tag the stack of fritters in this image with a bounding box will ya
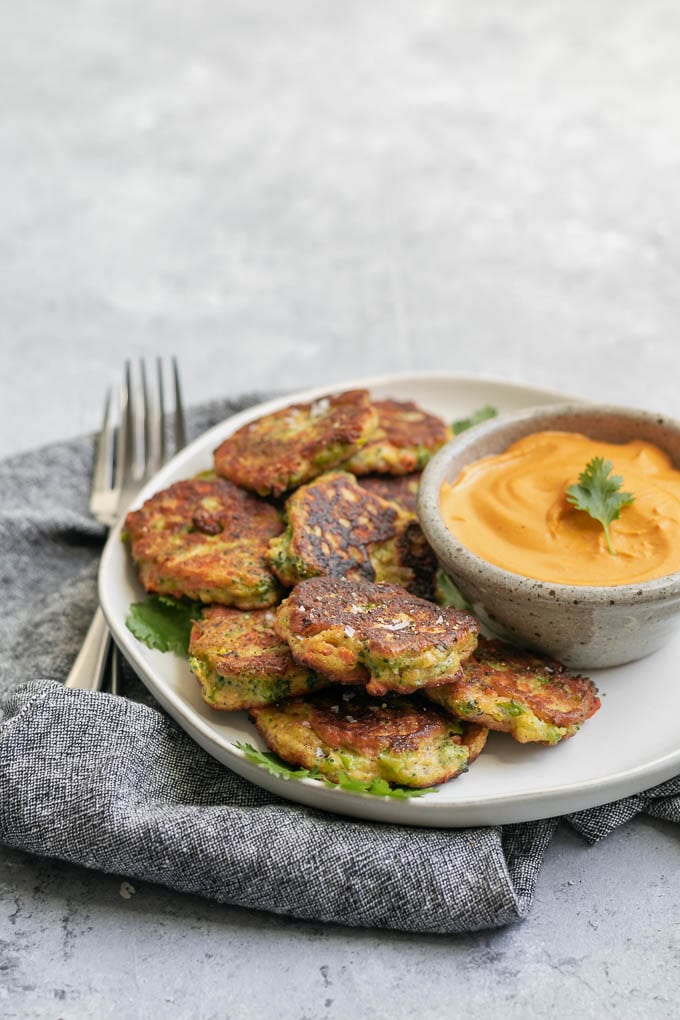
[125,389,601,791]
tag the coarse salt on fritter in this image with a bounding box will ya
[274,576,479,696]
[213,389,379,497]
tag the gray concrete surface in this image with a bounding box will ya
[2,1,680,1017]
[3,0,680,459]
[2,820,679,1019]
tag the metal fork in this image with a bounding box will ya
[66,357,187,692]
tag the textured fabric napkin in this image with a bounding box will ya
[1,395,679,935]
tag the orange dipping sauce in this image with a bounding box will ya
[440,431,680,586]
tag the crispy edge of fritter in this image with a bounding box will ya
[248,691,473,787]
[188,605,330,710]
[213,389,379,497]
[274,577,480,695]
[343,399,452,476]
[425,638,600,745]
[462,722,489,763]
[392,519,438,601]
[125,477,283,608]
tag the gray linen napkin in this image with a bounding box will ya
[1,396,678,935]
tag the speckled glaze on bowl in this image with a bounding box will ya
[418,403,680,669]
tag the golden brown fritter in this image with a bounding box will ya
[343,399,452,476]
[213,389,379,497]
[188,605,330,710]
[425,637,601,745]
[267,470,436,598]
[356,473,422,515]
[275,576,480,696]
[124,477,282,608]
[249,688,486,788]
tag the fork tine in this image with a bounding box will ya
[172,356,187,452]
[157,356,167,465]
[127,360,151,483]
[140,359,150,474]
[116,358,183,493]
[115,361,132,490]
[91,387,114,500]
[142,359,163,476]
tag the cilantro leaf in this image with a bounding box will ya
[234,742,319,780]
[125,595,203,656]
[565,457,635,556]
[333,772,437,799]
[235,742,437,799]
[451,405,497,435]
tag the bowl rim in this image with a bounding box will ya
[418,401,680,604]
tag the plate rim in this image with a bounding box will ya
[99,371,680,827]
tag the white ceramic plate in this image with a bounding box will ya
[99,373,680,827]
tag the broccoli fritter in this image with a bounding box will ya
[343,399,451,476]
[249,687,488,788]
[356,472,422,515]
[213,389,378,497]
[275,576,480,696]
[425,637,601,745]
[267,470,436,597]
[188,605,330,710]
[125,477,282,608]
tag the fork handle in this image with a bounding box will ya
[65,606,111,691]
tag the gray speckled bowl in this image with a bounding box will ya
[418,403,680,669]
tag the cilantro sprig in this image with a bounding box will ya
[565,457,635,556]
[125,595,202,656]
[234,742,437,799]
[452,405,497,435]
